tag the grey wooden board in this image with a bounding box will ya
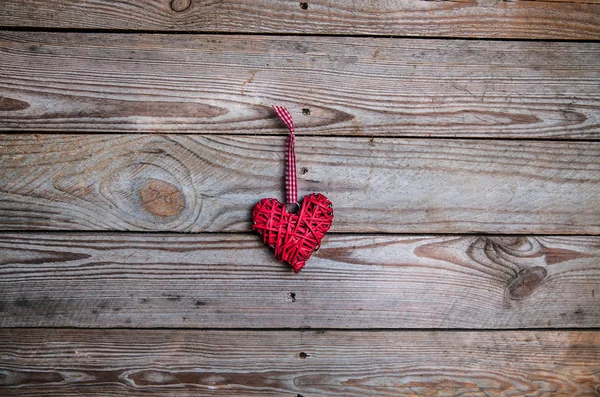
[1,0,599,39]
[1,233,598,328]
[1,32,599,138]
[1,329,599,396]
[1,134,599,234]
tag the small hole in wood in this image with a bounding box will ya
[288,292,296,302]
[298,352,308,359]
[299,2,308,9]
[302,108,311,115]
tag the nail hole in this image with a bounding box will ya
[302,108,311,115]
[289,292,296,302]
[298,352,308,359]
[299,2,308,9]
[300,167,309,174]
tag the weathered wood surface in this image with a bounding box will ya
[1,233,598,328]
[1,0,600,40]
[1,329,599,396]
[1,32,599,138]
[1,134,599,234]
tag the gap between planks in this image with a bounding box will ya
[2,132,600,143]
[3,230,600,237]
[1,27,600,43]
[3,326,600,332]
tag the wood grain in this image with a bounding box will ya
[1,134,599,233]
[1,329,599,396]
[1,32,599,138]
[1,0,599,39]
[1,233,598,328]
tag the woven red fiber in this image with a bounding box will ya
[252,193,333,272]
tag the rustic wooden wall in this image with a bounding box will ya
[1,1,599,396]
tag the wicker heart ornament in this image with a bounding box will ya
[252,193,333,272]
[252,106,333,272]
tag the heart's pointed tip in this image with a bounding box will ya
[292,262,306,273]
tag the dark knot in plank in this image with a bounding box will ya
[0,96,30,111]
[507,266,548,300]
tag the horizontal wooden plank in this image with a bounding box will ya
[1,134,599,234]
[1,32,599,138]
[1,233,598,328]
[1,329,599,396]
[1,0,600,39]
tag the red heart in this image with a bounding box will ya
[252,193,333,272]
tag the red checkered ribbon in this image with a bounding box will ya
[272,105,298,205]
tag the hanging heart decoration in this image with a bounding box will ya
[252,194,333,272]
[252,106,333,272]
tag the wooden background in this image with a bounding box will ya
[1,1,599,396]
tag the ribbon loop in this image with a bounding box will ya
[272,105,298,205]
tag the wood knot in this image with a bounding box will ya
[170,0,191,12]
[507,266,548,300]
[0,96,30,111]
[129,370,178,386]
[487,236,535,255]
[140,180,185,217]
